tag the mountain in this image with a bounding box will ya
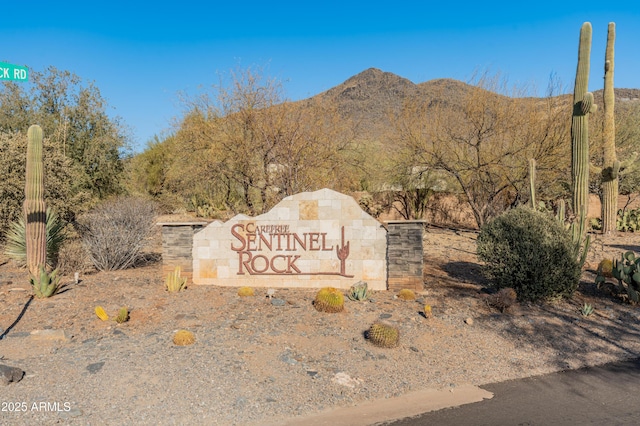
[308,68,479,139]
[303,67,640,141]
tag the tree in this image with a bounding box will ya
[138,66,362,216]
[0,66,128,206]
[392,73,570,228]
[0,130,85,241]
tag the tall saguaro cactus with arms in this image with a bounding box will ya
[601,22,618,234]
[571,22,596,228]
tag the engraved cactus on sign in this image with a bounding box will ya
[336,226,350,277]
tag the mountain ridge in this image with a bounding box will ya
[301,67,639,141]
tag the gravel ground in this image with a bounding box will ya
[1,228,640,425]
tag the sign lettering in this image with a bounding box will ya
[231,222,353,277]
[0,62,28,81]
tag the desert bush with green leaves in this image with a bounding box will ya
[477,206,581,302]
[4,207,65,268]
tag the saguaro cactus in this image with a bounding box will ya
[601,22,618,234]
[571,22,596,226]
[529,158,537,210]
[24,124,47,276]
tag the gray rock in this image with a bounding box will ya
[112,329,127,337]
[279,353,298,365]
[58,407,82,419]
[30,329,68,341]
[379,313,392,319]
[86,362,105,374]
[234,396,248,409]
[271,298,286,306]
[0,364,25,385]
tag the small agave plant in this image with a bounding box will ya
[580,303,594,317]
[347,281,369,301]
[30,266,61,298]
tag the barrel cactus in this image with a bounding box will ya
[397,289,416,301]
[237,286,255,297]
[597,258,614,278]
[313,287,344,313]
[367,321,400,348]
[173,330,196,346]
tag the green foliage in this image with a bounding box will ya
[347,281,369,301]
[597,251,640,303]
[30,266,61,298]
[593,208,640,232]
[4,208,65,268]
[477,206,582,302]
[0,67,127,239]
[616,208,640,232]
[367,321,400,348]
[129,67,363,216]
[313,287,345,313]
[0,131,86,239]
[580,303,594,317]
[115,306,129,323]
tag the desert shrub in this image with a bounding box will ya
[78,196,157,271]
[0,130,92,241]
[56,238,91,275]
[3,207,65,268]
[486,287,518,312]
[476,206,581,302]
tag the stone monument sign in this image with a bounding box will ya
[192,188,387,290]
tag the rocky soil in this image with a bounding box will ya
[1,227,640,425]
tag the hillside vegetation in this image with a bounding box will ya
[1,66,639,241]
[128,67,640,227]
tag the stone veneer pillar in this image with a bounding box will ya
[157,222,208,284]
[386,221,426,291]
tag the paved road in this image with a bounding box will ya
[381,358,640,426]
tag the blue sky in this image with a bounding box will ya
[1,2,639,152]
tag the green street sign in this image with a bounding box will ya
[0,62,28,81]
